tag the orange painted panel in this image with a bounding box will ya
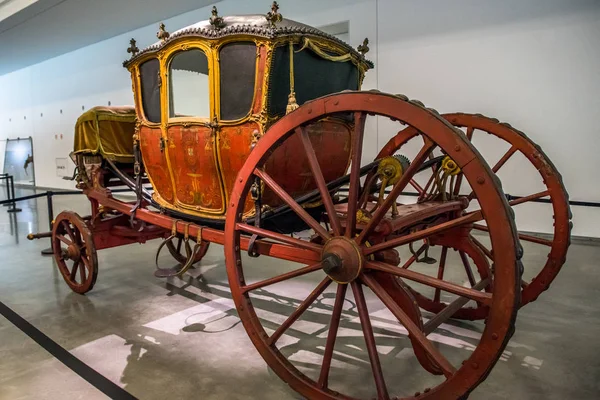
[139,126,174,203]
[218,122,258,214]
[263,119,352,207]
[166,125,224,213]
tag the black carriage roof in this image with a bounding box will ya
[124,14,374,69]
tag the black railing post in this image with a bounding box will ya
[41,191,55,256]
[2,174,10,207]
[7,175,22,213]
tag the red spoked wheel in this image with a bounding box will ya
[52,211,98,294]
[225,91,522,399]
[379,113,571,310]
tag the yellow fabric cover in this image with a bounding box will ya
[73,106,137,163]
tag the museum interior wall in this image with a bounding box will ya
[0,0,598,236]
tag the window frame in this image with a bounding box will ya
[165,43,215,125]
[216,40,259,124]
[137,58,163,125]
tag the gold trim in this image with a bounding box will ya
[297,37,354,63]
[127,32,367,220]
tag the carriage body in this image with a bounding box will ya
[123,15,372,223]
[34,5,573,400]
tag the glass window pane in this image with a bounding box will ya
[169,50,210,118]
[220,42,257,121]
[139,59,161,123]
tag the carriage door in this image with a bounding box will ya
[216,42,260,213]
[166,48,225,214]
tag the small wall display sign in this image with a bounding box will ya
[55,158,68,177]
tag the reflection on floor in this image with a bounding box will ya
[0,188,598,399]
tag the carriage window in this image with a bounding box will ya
[268,44,359,118]
[169,49,210,118]
[220,42,257,121]
[139,59,162,123]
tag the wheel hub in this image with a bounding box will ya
[321,236,364,283]
[64,244,81,261]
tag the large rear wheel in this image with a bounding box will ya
[379,113,570,312]
[224,91,522,399]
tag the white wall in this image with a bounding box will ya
[376,0,600,236]
[0,0,598,237]
[0,0,376,189]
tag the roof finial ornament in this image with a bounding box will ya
[357,38,370,56]
[210,6,225,29]
[157,23,170,42]
[127,38,139,57]
[266,1,282,28]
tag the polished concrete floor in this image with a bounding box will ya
[0,188,599,399]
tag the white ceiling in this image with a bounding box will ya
[0,0,218,75]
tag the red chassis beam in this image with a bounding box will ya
[85,188,321,265]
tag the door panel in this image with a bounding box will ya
[139,125,174,203]
[218,122,259,215]
[166,124,224,213]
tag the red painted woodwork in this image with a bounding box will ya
[262,119,351,207]
[140,125,174,203]
[218,122,259,215]
[166,124,224,213]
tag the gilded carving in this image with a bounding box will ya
[157,23,170,42]
[127,39,139,57]
[220,129,232,150]
[125,12,369,220]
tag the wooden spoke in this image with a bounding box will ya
[474,223,552,247]
[451,128,473,196]
[366,261,492,305]
[297,127,342,236]
[267,278,332,346]
[56,234,73,246]
[409,179,424,195]
[236,223,322,253]
[423,279,490,335]
[518,232,553,247]
[460,251,477,287]
[79,259,86,283]
[453,172,465,197]
[401,243,427,269]
[521,280,530,289]
[351,281,389,400]
[345,112,367,238]
[465,126,475,141]
[362,273,456,378]
[69,260,80,281]
[254,169,330,240]
[434,247,449,303]
[81,255,91,270]
[364,212,481,256]
[318,283,348,389]
[418,171,437,202]
[61,220,75,241]
[470,234,493,260]
[241,263,323,293]
[358,140,435,244]
[509,190,550,207]
[492,145,518,173]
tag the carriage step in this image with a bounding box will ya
[154,265,184,278]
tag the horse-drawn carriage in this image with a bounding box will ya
[31,3,571,399]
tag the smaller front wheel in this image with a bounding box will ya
[52,211,98,294]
